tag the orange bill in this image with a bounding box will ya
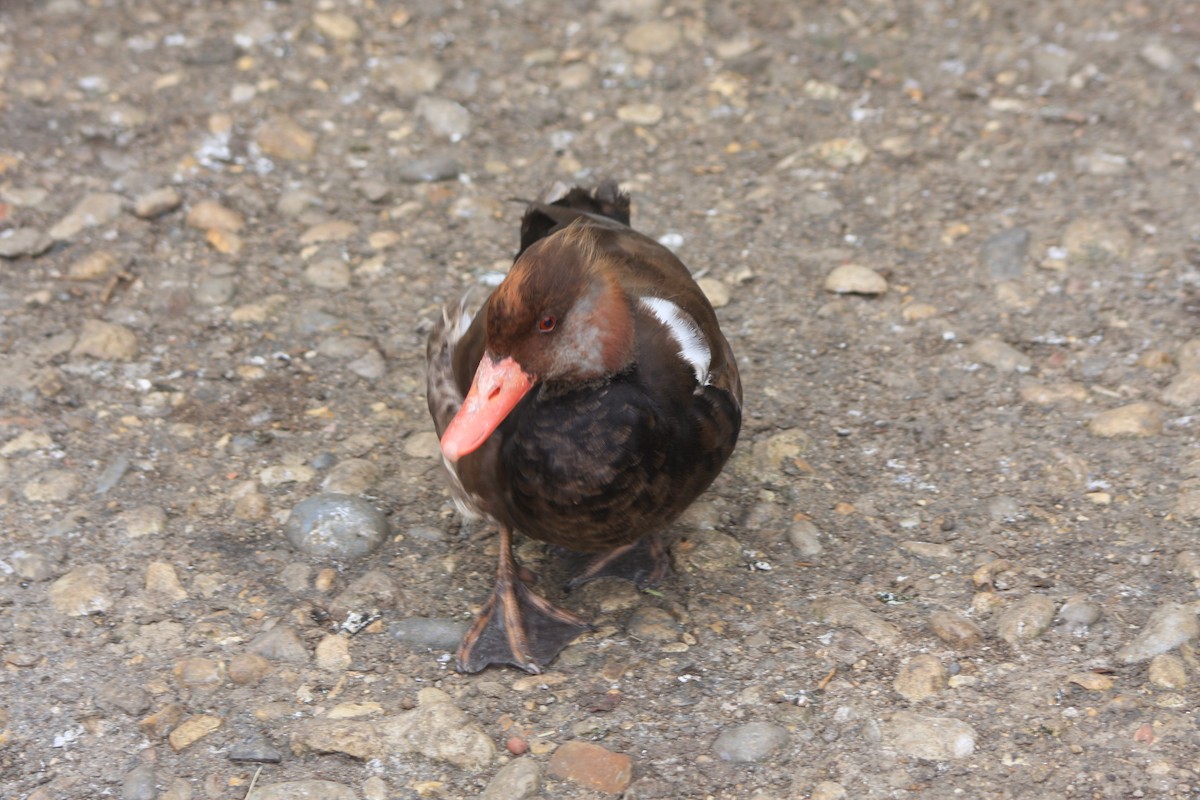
[441,354,535,462]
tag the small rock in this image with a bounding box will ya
[23,470,81,502]
[416,96,472,141]
[284,494,390,560]
[812,596,902,648]
[981,228,1029,280]
[787,520,823,557]
[49,192,123,240]
[72,319,139,361]
[967,338,1032,372]
[1116,602,1199,663]
[1088,403,1163,438]
[299,220,357,245]
[1057,595,1102,634]
[173,657,225,689]
[161,778,192,800]
[321,458,379,494]
[697,277,730,308]
[121,764,157,800]
[1066,672,1114,692]
[168,714,222,752]
[1163,373,1200,408]
[49,565,112,616]
[1140,41,1180,71]
[902,302,939,321]
[811,137,871,169]
[901,540,955,560]
[378,57,444,95]
[404,430,443,458]
[315,635,352,671]
[396,155,461,183]
[313,11,360,41]
[480,758,541,800]
[122,505,167,538]
[894,654,947,702]
[228,653,272,685]
[0,227,53,258]
[134,187,182,219]
[626,606,681,643]
[1019,381,1088,405]
[1062,218,1132,261]
[811,781,849,800]
[1073,151,1131,176]
[548,740,633,793]
[2,430,54,455]
[880,711,976,760]
[256,115,317,160]
[675,530,741,572]
[95,680,151,716]
[260,464,316,486]
[291,689,495,770]
[624,21,680,55]
[68,249,121,280]
[246,780,356,800]
[1176,340,1200,373]
[9,548,58,581]
[186,200,244,232]
[996,594,1056,645]
[1033,43,1077,82]
[227,732,284,763]
[824,264,887,295]
[330,569,402,618]
[929,611,984,648]
[250,626,309,663]
[347,349,386,380]
[1147,654,1188,689]
[304,259,351,290]
[145,561,188,602]
[616,103,664,125]
[712,721,789,763]
[389,617,469,651]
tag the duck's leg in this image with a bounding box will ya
[457,524,592,674]
[566,533,670,591]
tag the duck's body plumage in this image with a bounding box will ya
[426,180,741,673]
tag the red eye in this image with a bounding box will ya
[537,315,557,333]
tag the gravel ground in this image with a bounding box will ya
[2,1,1200,799]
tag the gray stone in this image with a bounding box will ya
[247,780,356,800]
[1116,602,1199,663]
[396,156,461,183]
[996,594,1056,645]
[981,228,1029,280]
[49,192,124,240]
[712,721,790,762]
[284,494,390,559]
[389,617,468,651]
[416,96,472,141]
[49,565,112,616]
[480,758,542,800]
[121,764,157,800]
[0,227,53,258]
[250,626,309,663]
[880,711,976,759]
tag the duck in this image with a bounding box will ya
[426,180,742,674]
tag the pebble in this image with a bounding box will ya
[186,199,244,232]
[1057,595,1101,634]
[348,349,386,380]
[11,548,59,581]
[981,228,1029,280]
[697,277,731,308]
[712,722,789,763]
[893,654,947,702]
[134,187,181,219]
[1147,654,1188,689]
[417,96,472,141]
[1062,218,1132,261]
[811,137,871,169]
[1019,381,1088,405]
[315,635,352,671]
[626,606,681,643]
[0,227,53,258]
[480,758,541,800]
[168,714,222,752]
[95,680,151,716]
[304,259,352,290]
[48,192,123,240]
[228,653,272,685]
[616,103,664,125]
[623,21,680,55]
[122,505,167,538]
[227,732,283,763]
[902,301,939,321]
[321,458,379,494]
[1176,340,1200,373]
[880,711,976,760]
[291,688,495,769]
[362,777,387,800]
[161,778,192,800]
[330,569,402,617]
[173,657,225,689]
[1162,372,1200,408]
[404,430,443,458]
[1177,550,1200,579]
[377,57,444,95]
[72,319,139,361]
[145,561,188,602]
[284,494,389,560]
[811,781,849,800]
[548,740,634,793]
[1074,151,1131,176]
[2,430,54,455]
[68,249,120,280]
[193,265,237,305]
[996,594,1056,645]
[260,464,316,486]
[787,519,823,557]
[313,11,360,41]
[675,530,741,572]
[246,780,356,800]
[1088,402,1163,438]
[929,610,985,648]
[121,764,156,800]
[49,565,112,616]
[966,338,1032,372]
[23,469,81,502]
[1033,43,1076,82]
[389,617,469,651]
[1140,41,1180,71]
[299,220,357,245]
[397,155,462,183]
[256,115,317,160]
[1066,672,1114,692]
[250,626,309,663]
[811,596,902,648]
[1116,602,1199,663]
[823,264,887,295]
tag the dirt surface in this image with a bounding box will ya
[2,1,1200,798]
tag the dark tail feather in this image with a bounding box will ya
[517,179,631,257]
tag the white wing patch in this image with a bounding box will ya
[639,296,711,385]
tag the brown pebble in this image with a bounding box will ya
[228,653,272,685]
[173,657,225,689]
[140,703,186,738]
[168,714,222,752]
[506,736,529,755]
[928,610,984,648]
[548,740,633,794]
